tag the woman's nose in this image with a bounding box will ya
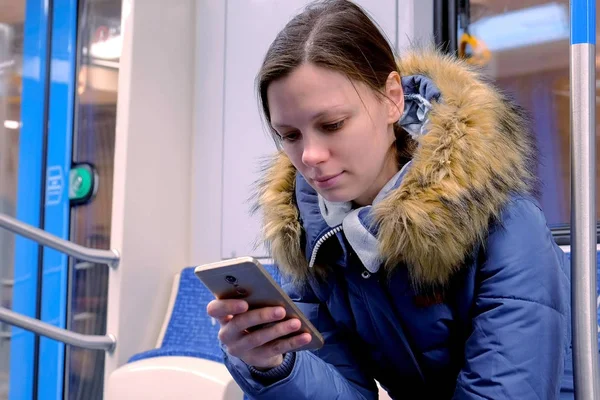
[301,136,329,167]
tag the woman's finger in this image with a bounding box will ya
[206,299,248,320]
[247,332,312,363]
[227,318,302,355]
[219,306,286,344]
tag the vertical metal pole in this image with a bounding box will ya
[571,1,599,399]
[447,0,457,55]
[433,0,446,50]
[433,0,457,55]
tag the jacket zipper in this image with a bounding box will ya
[308,225,343,268]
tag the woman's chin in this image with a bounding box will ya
[315,188,355,204]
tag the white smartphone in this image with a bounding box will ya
[194,256,324,351]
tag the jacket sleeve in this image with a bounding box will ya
[223,275,378,400]
[453,198,570,399]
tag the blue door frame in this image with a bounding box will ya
[39,0,78,398]
[10,0,78,399]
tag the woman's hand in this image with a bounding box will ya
[207,299,312,369]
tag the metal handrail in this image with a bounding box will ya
[0,213,119,267]
[570,1,599,399]
[0,213,119,351]
[0,307,115,351]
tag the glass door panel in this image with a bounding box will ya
[0,4,25,397]
[65,0,121,398]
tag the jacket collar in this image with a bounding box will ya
[254,49,536,287]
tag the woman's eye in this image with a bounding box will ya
[323,120,345,132]
[280,131,300,142]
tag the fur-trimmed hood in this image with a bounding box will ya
[255,49,536,287]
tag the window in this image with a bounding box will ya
[458,0,598,238]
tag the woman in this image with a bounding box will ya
[207,0,570,398]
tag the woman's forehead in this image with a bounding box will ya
[269,64,354,100]
[267,64,372,124]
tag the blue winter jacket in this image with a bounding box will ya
[224,50,570,399]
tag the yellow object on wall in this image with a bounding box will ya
[459,33,491,66]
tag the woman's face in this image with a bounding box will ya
[267,63,404,206]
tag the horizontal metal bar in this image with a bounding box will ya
[0,279,14,287]
[0,307,115,351]
[552,224,600,246]
[0,213,119,267]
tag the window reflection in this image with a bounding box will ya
[465,0,596,228]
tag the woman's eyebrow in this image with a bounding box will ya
[272,105,349,129]
[310,105,347,121]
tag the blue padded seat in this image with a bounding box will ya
[129,264,282,364]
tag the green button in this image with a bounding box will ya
[69,167,93,200]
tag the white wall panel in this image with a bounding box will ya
[190,1,227,264]
[106,0,195,381]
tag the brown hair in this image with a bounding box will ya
[256,0,414,163]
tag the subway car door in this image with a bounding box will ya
[0,0,120,399]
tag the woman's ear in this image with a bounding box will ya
[385,71,404,124]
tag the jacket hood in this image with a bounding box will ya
[255,49,537,286]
